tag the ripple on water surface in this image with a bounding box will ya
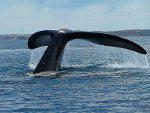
[0,38,150,112]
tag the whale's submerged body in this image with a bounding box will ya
[28,29,147,74]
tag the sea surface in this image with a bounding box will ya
[0,36,150,113]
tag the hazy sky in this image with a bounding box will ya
[0,0,149,34]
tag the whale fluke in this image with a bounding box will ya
[28,30,57,49]
[28,29,147,73]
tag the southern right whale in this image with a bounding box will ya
[28,29,147,74]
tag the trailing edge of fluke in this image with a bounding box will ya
[28,29,147,74]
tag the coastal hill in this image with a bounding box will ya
[0,34,30,39]
[0,29,150,39]
[105,29,150,36]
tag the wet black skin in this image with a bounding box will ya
[28,29,147,74]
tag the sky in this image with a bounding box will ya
[0,0,149,34]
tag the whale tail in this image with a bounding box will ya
[28,29,147,73]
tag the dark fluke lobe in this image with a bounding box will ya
[28,29,147,73]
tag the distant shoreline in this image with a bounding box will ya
[0,29,150,39]
[105,29,150,37]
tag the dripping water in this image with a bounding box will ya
[28,46,47,69]
[28,40,149,70]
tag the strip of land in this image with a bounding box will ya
[0,29,150,39]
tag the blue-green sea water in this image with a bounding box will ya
[0,36,150,112]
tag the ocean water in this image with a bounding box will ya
[0,36,150,112]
